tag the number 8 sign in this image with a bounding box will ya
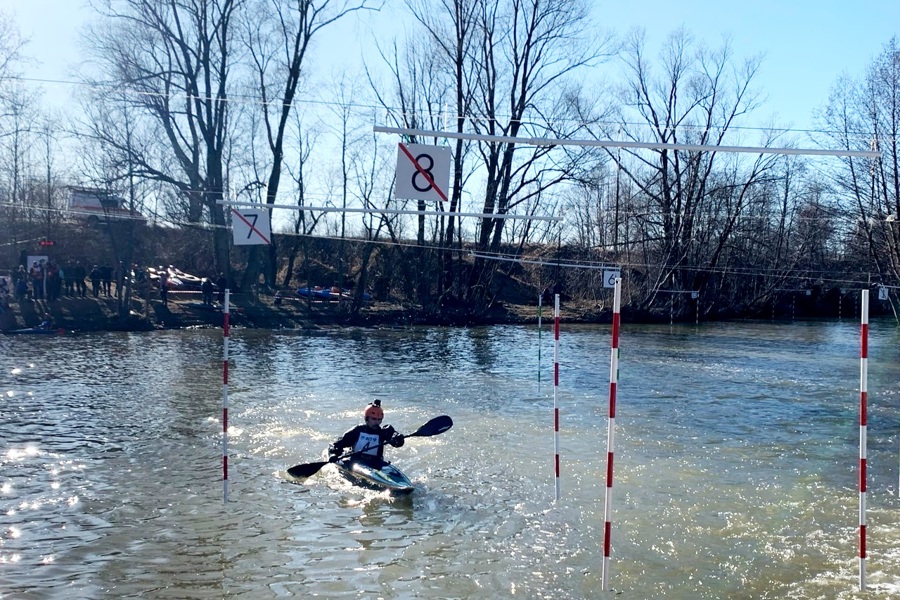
[394,143,451,202]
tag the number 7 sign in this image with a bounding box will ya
[231,209,272,245]
[394,143,451,202]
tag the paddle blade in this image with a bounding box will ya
[287,460,329,478]
[409,415,453,438]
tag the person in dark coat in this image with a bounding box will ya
[71,262,87,297]
[216,273,228,304]
[158,268,169,306]
[201,278,214,306]
[89,265,102,298]
[101,264,113,296]
[328,400,405,466]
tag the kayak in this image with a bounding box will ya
[4,327,67,335]
[333,457,414,495]
[296,287,371,302]
[296,287,344,301]
[287,416,451,491]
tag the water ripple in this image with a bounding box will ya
[1,323,899,598]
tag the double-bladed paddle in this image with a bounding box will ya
[287,414,453,479]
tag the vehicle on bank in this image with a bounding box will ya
[67,187,145,225]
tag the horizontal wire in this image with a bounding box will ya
[9,75,898,143]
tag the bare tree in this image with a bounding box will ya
[0,85,41,225]
[373,0,612,309]
[596,29,780,314]
[818,37,900,289]
[462,0,612,305]
[84,0,240,276]
[281,114,318,290]
[0,10,26,99]
[240,0,377,292]
[75,91,151,317]
[403,0,479,298]
[0,11,34,225]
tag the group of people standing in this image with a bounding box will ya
[7,260,231,309]
[9,260,131,303]
[14,261,65,302]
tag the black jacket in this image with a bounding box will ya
[329,424,404,462]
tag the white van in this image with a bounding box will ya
[67,187,145,225]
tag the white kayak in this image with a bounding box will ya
[333,457,414,494]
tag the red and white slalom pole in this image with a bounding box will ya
[223,289,231,503]
[553,294,561,501]
[538,293,543,394]
[602,278,622,591]
[859,289,869,590]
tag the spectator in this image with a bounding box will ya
[101,264,113,297]
[159,267,169,306]
[90,265,102,298]
[0,275,10,311]
[63,261,75,296]
[14,266,28,301]
[15,274,28,303]
[73,261,87,297]
[114,262,125,300]
[46,262,61,302]
[134,264,147,289]
[201,278,214,306]
[30,261,44,301]
[216,273,227,304]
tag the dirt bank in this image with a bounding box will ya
[0,288,609,334]
[0,287,622,334]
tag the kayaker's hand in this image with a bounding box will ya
[390,434,405,448]
[328,444,341,461]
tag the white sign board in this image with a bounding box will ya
[394,143,451,202]
[879,286,889,301]
[603,270,621,288]
[231,209,271,246]
[27,255,49,269]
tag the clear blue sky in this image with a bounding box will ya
[596,0,900,132]
[7,0,900,132]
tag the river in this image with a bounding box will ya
[2,319,899,599]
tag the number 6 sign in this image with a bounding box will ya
[603,270,621,288]
[394,143,451,202]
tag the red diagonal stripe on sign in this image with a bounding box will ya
[399,143,449,202]
[231,209,271,245]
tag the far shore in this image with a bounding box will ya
[1,290,631,334]
[6,287,888,335]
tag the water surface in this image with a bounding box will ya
[2,319,899,598]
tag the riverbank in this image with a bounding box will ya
[0,291,618,333]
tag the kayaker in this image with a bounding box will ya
[328,400,405,465]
